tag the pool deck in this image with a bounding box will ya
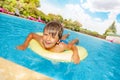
[0,58,53,80]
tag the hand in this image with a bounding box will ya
[71,54,80,64]
[16,45,26,50]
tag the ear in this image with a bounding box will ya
[56,40,60,44]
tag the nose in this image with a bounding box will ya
[46,35,52,41]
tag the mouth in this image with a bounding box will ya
[43,41,53,48]
[45,41,52,45]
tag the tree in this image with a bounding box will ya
[104,21,117,36]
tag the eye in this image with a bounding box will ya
[43,33,48,36]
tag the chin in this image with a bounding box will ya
[44,45,53,49]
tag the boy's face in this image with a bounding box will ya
[42,30,59,49]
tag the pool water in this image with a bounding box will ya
[0,13,120,80]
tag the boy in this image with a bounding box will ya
[17,21,80,64]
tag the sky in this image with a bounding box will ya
[38,0,120,35]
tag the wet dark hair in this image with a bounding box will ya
[43,21,63,39]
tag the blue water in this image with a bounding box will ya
[0,13,120,80]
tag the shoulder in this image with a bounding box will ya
[50,42,70,52]
[58,42,67,46]
[56,42,68,50]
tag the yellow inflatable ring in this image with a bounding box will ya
[29,33,88,62]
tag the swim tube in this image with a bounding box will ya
[29,33,88,62]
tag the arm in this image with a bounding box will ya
[71,45,80,64]
[17,33,42,50]
[66,44,80,64]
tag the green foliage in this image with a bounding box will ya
[2,0,16,12]
[23,0,40,7]
[0,0,105,39]
[48,14,63,23]
[63,19,82,31]
[104,21,117,36]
